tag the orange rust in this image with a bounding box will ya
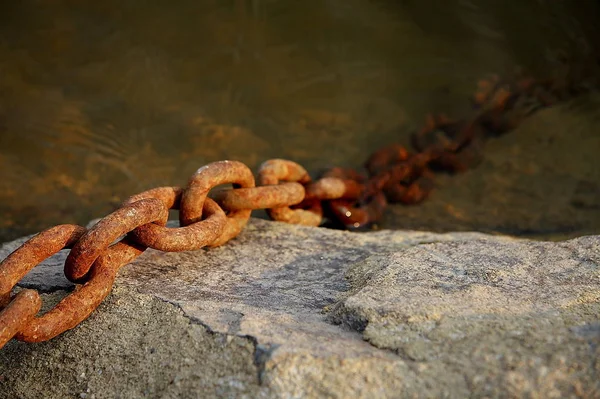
[365,144,410,176]
[477,79,492,90]
[0,290,41,349]
[327,191,387,230]
[0,224,86,303]
[17,238,146,343]
[211,182,305,211]
[258,159,322,226]
[474,82,493,105]
[333,69,580,228]
[125,186,183,209]
[258,159,312,185]
[123,187,228,252]
[318,168,386,229]
[318,67,578,227]
[304,177,363,201]
[473,75,501,106]
[180,160,255,247]
[64,198,169,282]
[489,87,512,110]
[393,181,432,204]
[132,199,226,252]
[323,167,365,182]
[473,92,487,106]
[0,223,128,347]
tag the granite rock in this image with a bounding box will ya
[0,218,598,398]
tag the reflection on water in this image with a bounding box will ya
[0,0,599,241]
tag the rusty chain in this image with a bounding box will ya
[0,69,592,349]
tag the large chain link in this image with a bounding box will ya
[0,69,590,348]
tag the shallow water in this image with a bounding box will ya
[0,0,599,242]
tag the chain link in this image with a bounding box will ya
[258,159,323,226]
[0,69,593,349]
[125,188,227,252]
[182,160,256,247]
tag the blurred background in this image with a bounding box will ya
[0,0,599,242]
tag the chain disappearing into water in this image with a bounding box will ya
[0,70,592,348]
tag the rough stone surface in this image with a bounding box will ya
[0,218,599,398]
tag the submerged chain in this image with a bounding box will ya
[0,69,592,348]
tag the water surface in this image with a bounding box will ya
[1,0,599,241]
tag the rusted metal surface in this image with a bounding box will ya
[180,160,255,247]
[315,72,582,229]
[17,239,146,343]
[0,224,86,304]
[211,182,305,211]
[124,186,184,210]
[258,159,322,226]
[0,290,41,348]
[0,70,592,348]
[258,159,312,185]
[304,177,363,201]
[124,188,227,252]
[0,224,86,348]
[318,168,387,230]
[64,199,169,282]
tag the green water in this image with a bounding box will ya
[0,0,599,242]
